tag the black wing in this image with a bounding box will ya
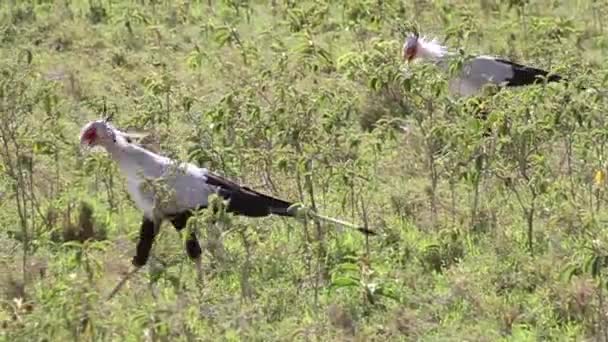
[204,172,294,217]
[494,58,564,87]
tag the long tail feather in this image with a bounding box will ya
[287,204,376,235]
[309,211,376,235]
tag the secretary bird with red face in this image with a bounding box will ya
[402,33,564,97]
[79,117,373,299]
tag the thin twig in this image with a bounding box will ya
[106,267,141,301]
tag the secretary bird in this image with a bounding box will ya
[79,117,373,299]
[402,32,564,97]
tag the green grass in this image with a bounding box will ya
[1,0,608,340]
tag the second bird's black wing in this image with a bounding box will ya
[493,58,564,86]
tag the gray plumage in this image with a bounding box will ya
[80,120,215,219]
[79,119,295,222]
[402,33,563,97]
[80,119,372,300]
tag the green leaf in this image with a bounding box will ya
[334,262,359,273]
[330,276,360,289]
[376,286,400,302]
[62,241,84,249]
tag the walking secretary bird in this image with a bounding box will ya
[79,115,373,299]
[402,32,564,97]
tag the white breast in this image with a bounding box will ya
[118,154,214,218]
[126,177,156,219]
[120,157,160,219]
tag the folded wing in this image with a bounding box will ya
[204,172,295,217]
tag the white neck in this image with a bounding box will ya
[103,134,139,160]
[417,37,449,60]
[101,132,170,176]
[100,131,174,219]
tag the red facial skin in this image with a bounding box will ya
[403,46,417,63]
[82,128,97,146]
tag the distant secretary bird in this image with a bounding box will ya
[79,116,373,299]
[402,32,565,97]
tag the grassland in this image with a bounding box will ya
[1,0,608,341]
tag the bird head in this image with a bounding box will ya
[402,33,419,63]
[80,114,149,150]
[79,119,117,148]
[402,33,448,63]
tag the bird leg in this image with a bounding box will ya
[186,232,204,285]
[132,217,158,267]
[106,217,158,301]
[170,211,204,285]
